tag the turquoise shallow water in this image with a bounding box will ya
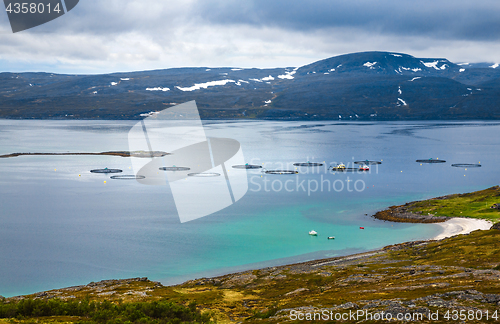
[0,120,499,297]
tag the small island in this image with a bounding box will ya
[0,151,169,159]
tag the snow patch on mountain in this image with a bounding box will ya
[459,69,465,72]
[409,77,421,82]
[111,82,118,86]
[278,70,296,79]
[421,61,440,70]
[250,75,275,82]
[140,111,161,117]
[491,63,499,69]
[398,98,407,106]
[120,78,130,81]
[400,67,422,72]
[363,62,377,68]
[398,87,402,95]
[146,87,170,92]
[237,80,249,84]
[176,80,235,91]
[391,54,402,57]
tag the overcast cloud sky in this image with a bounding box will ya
[1,0,499,74]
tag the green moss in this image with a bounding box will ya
[410,186,500,222]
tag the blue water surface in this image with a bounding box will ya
[0,120,499,297]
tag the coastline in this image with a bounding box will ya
[3,188,498,300]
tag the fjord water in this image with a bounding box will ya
[1,120,499,297]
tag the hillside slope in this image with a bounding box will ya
[1,51,500,120]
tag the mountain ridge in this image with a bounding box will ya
[1,51,499,120]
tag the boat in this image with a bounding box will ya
[330,163,346,171]
[360,227,365,230]
[309,230,318,236]
[359,165,370,171]
[328,236,335,240]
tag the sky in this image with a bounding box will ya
[1,0,500,74]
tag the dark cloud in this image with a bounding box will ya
[1,0,499,73]
[195,0,500,41]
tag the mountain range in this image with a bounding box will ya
[1,51,499,120]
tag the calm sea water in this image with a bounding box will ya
[1,120,499,297]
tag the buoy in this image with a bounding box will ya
[79,174,81,177]
[328,236,335,240]
[54,169,56,171]
[360,227,365,230]
[104,181,107,184]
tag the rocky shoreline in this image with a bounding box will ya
[373,204,450,223]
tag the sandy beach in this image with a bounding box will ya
[433,217,493,240]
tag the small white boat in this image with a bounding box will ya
[328,236,335,240]
[309,230,318,236]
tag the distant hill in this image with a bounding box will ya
[1,51,499,120]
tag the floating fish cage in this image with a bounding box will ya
[293,162,324,167]
[159,166,191,171]
[416,159,446,163]
[232,164,263,169]
[264,170,298,175]
[90,168,123,174]
[187,172,221,177]
[451,163,482,168]
[354,160,382,165]
[330,167,362,172]
[110,175,146,180]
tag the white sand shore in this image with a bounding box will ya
[433,217,493,240]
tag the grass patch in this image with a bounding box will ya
[410,186,500,222]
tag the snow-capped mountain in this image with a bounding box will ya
[1,51,499,120]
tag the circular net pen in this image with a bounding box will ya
[416,159,446,163]
[232,164,262,169]
[451,163,482,168]
[110,175,146,180]
[188,172,220,177]
[354,160,382,165]
[330,167,361,172]
[293,162,324,167]
[264,170,298,175]
[159,166,191,171]
[90,168,123,174]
